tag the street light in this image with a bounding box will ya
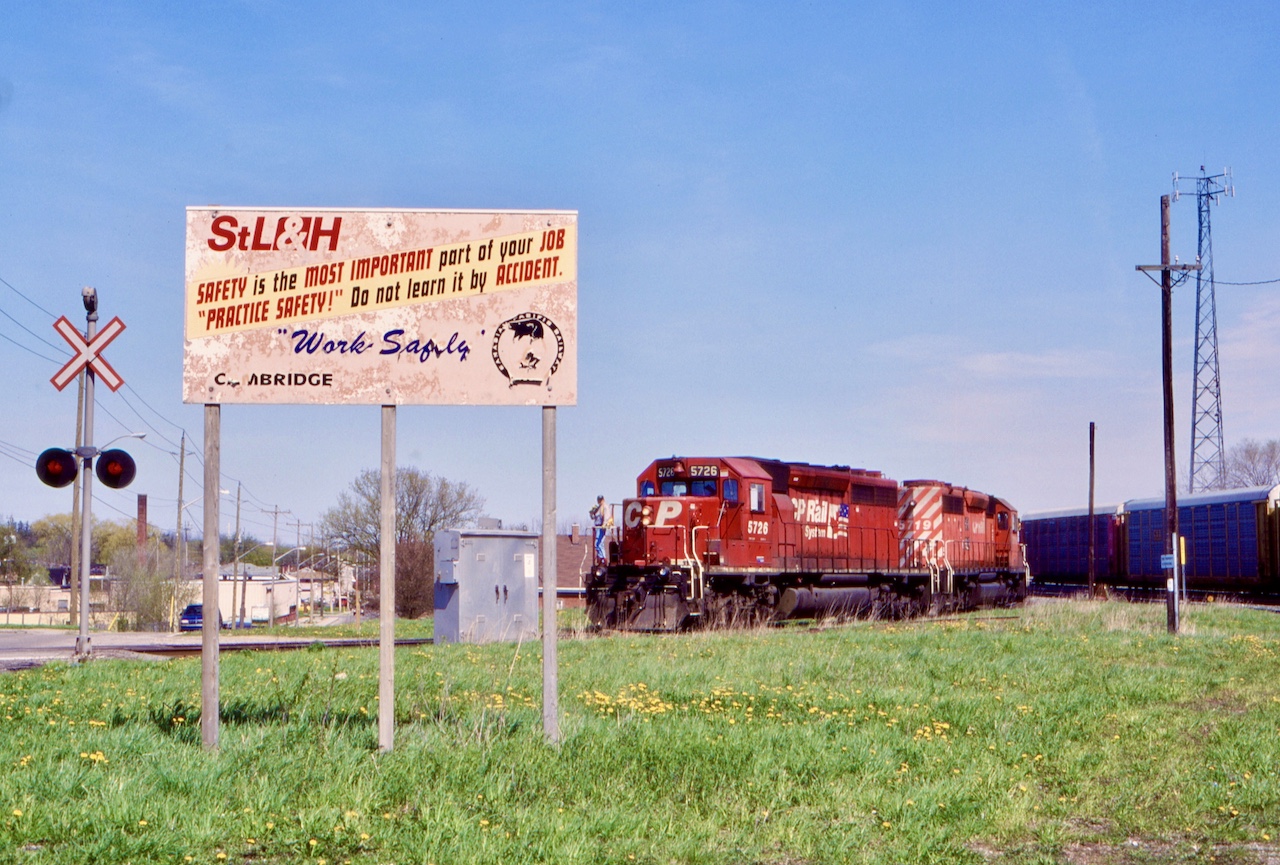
[273,545,307,568]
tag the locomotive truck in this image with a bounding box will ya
[585,456,1027,631]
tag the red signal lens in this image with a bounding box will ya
[36,448,79,488]
[95,449,136,489]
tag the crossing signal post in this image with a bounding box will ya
[37,288,134,658]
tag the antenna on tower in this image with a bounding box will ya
[1175,166,1233,492]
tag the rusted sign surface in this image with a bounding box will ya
[183,207,577,405]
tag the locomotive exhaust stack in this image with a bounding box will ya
[586,456,1027,631]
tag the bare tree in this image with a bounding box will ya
[320,468,486,554]
[110,544,195,631]
[319,468,485,617]
[1225,438,1280,488]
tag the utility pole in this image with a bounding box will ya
[1088,422,1096,598]
[1175,167,1234,492]
[171,431,186,632]
[289,517,308,625]
[230,483,242,628]
[262,503,288,626]
[1137,195,1201,634]
[308,523,316,623]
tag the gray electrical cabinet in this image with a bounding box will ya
[433,529,540,644]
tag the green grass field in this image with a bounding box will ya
[2,600,1278,864]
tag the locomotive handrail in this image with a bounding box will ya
[690,525,709,601]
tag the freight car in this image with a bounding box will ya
[585,456,1027,631]
[1022,484,1280,596]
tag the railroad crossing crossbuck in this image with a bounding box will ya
[50,314,126,391]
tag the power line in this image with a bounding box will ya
[0,437,38,458]
[1215,277,1280,286]
[115,387,186,452]
[0,306,70,355]
[0,329,65,364]
[0,272,58,318]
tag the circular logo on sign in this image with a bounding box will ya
[491,312,564,388]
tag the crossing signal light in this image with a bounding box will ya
[95,449,136,489]
[36,448,78,488]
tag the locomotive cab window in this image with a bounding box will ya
[640,480,655,497]
[723,479,739,503]
[749,483,766,513]
[660,480,717,497]
[997,512,1009,531]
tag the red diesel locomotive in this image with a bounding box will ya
[586,456,1027,630]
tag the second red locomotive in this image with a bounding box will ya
[586,456,1027,630]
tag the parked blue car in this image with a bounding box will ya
[178,603,225,631]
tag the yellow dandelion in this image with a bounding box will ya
[216,855,227,861]
[138,819,148,826]
[882,821,891,828]
[266,821,275,830]
[360,833,370,841]
[12,809,22,817]
[479,819,490,826]
[246,838,256,844]
[309,838,318,846]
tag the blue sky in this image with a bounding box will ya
[2,2,1278,544]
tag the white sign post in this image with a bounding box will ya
[185,208,577,750]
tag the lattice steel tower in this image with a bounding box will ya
[1174,167,1233,492]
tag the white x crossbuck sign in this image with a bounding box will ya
[51,315,127,392]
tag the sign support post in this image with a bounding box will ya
[201,405,221,750]
[542,405,560,743]
[379,405,396,753]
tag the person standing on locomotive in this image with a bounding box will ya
[590,495,611,563]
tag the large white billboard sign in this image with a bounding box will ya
[183,208,577,406]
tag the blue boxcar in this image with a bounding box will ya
[1124,486,1277,591]
[1022,506,1121,585]
[1023,485,1280,594]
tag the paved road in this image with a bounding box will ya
[0,620,426,672]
